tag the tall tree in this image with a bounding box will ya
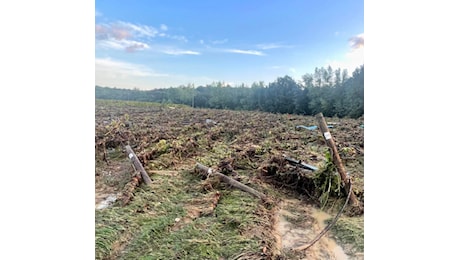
[334,68,342,87]
[314,67,323,87]
[325,65,334,87]
[342,69,349,84]
[346,66,364,118]
[267,76,300,114]
[249,81,265,110]
[302,73,314,88]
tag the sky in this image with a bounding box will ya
[95,0,363,90]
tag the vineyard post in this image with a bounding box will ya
[315,113,361,208]
[125,145,153,185]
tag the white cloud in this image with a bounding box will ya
[96,57,218,89]
[349,33,364,50]
[211,39,228,44]
[95,10,102,17]
[226,49,265,56]
[327,47,363,73]
[117,21,158,38]
[95,22,156,52]
[326,33,364,73]
[125,42,150,52]
[98,39,150,52]
[163,34,188,42]
[96,58,167,77]
[162,49,200,55]
[95,20,190,54]
[98,40,124,50]
[256,43,289,50]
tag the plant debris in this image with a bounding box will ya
[95,100,364,259]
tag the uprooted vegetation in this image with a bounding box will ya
[95,99,364,259]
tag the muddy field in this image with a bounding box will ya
[95,99,364,260]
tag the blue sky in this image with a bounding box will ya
[95,0,363,90]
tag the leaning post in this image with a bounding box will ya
[125,145,153,185]
[315,113,361,208]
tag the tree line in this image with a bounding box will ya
[96,65,363,118]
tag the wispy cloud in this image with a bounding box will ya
[326,33,364,72]
[349,33,364,50]
[99,39,150,52]
[96,57,219,89]
[95,21,188,53]
[165,34,188,42]
[96,58,168,77]
[226,49,265,56]
[115,21,158,38]
[162,49,200,55]
[326,48,363,73]
[256,43,289,50]
[198,39,213,49]
[95,10,102,17]
[125,42,150,53]
[211,39,228,45]
[95,22,158,52]
[156,24,189,44]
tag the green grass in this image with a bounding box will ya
[329,215,364,252]
[95,225,123,259]
[95,169,262,259]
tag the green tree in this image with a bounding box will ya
[334,68,342,87]
[314,67,323,87]
[250,81,265,110]
[325,65,334,87]
[95,64,364,118]
[346,66,364,118]
[267,76,300,114]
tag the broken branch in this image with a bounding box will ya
[195,163,267,201]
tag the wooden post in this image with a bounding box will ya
[195,163,267,201]
[315,113,361,208]
[125,145,153,185]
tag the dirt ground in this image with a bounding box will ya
[95,100,364,259]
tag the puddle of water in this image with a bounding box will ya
[96,194,118,210]
[276,200,349,260]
